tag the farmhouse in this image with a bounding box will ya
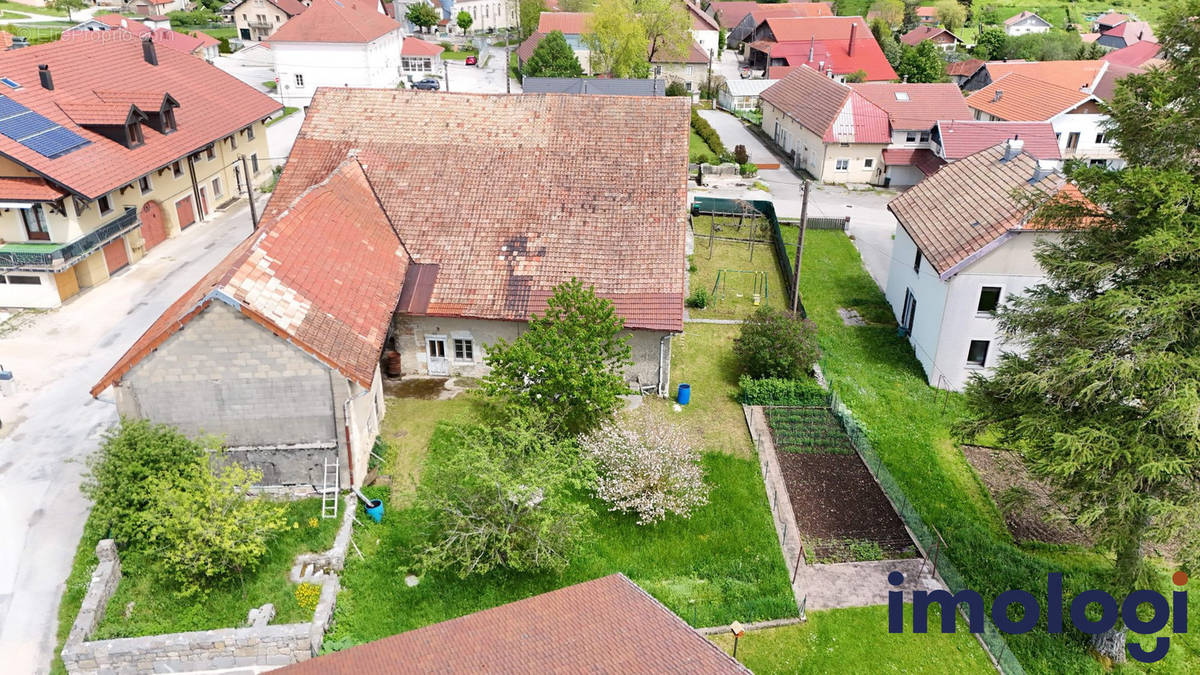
[92,90,688,490]
[850,82,973,186]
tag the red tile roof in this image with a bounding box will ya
[709,2,832,28]
[1102,40,1163,68]
[651,40,709,64]
[900,25,962,46]
[934,120,1061,161]
[56,100,141,126]
[262,89,688,332]
[1103,20,1153,40]
[915,5,937,18]
[401,36,443,56]
[982,59,1106,91]
[0,32,280,200]
[753,38,896,81]
[537,11,591,34]
[851,82,972,130]
[269,0,401,44]
[95,13,152,36]
[882,147,945,176]
[966,73,1095,121]
[888,143,1072,277]
[150,27,216,55]
[278,575,749,674]
[945,58,983,77]
[763,15,868,42]
[0,176,66,201]
[92,157,408,396]
[515,31,546,62]
[761,65,890,143]
[1095,12,1129,26]
[230,0,308,16]
[687,0,719,31]
[1004,10,1049,26]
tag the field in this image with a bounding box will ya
[765,407,855,454]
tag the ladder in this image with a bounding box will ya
[320,455,339,519]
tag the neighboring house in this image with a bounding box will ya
[900,26,963,52]
[400,36,443,75]
[127,0,187,16]
[268,0,403,107]
[522,77,665,95]
[451,0,517,33]
[231,0,308,42]
[966,72,1122,168]
[760,65,890,184]
[1095,21,1155,50]
[945,58,984,86]
[884,139,1079,391]
[960,59,1107,92]
[1101,40,1164,68]
[153,27,222,61]
[744,16,897,82]
[931,120,1062,168]
[653,41,710,92]
[914,6,937,24]
[1004,11,1051,36]
[851,82,973,186]
[716,78,776,111]
[1094,12,1128,33]
[65,15,221,60]
[723,3,834,48]
[278,575,750,674]
[709,1,831,30]
[0,32,278,309]
[516,12,591,74]
[686,0,721,56]
[69,13,151,36]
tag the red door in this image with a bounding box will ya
[175,195,195,230]
[199,187,209,217]
[140,200,166,250]
[102,238,129,274]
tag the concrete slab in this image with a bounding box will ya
[797,558,944,610]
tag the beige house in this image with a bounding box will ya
[0,32,278,308]
[759,64,889,184]
[232,0,308,42]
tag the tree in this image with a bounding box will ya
[636,0,691,62]
[456,10,473,33]
[82,419,208,548]
[482,278,632,436]
[665,79,688,96]
[973,27,1008,60]
[518,0,546,39]
[901,0,920,31]
[933,0,965,32]
[149,460,287,596]
[583,0,649,78]
[733,306,819,379]
[581,409,709,525]
[523,30,584,77]
[895,40,945,83]
[870,0,904,29]
[416,414,590,577]
[406,2,439,33]
[46,0,85,19]
[872,18,902,66]
[844,69,868,83]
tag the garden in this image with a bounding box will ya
[687,210,788,320]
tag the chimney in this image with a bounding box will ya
[808,36,814,62]
[992,89,1003,102]
[37,64,52,90]
[849,21,857,56]
[142,37,158,66]
[1002,135,1024,162]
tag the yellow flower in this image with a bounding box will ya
[292,522,300,529]
[308,517,319,528]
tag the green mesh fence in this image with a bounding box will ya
[828,388,1027,675]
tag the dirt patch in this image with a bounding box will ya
[778,451,916,563]
[962,445,1093,547]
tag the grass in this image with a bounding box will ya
[689,238,787,319]
[690,129,718,163]
[264,107,299,127]
[441,48,479,61]
[709,605,994,673]
[797,230,1200,672]
[666,323,754,457]
[0,23,62,44]
[377,394,481,505]
[263,80,277,90]
[50,499,339,673]
[199,27,237,41]
[0,1,66,16]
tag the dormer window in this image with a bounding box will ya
[126,121,144,148]
[161,108,176,133]
[246,125,255,141]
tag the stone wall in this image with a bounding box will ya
[62,496,356,674]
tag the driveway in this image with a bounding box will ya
[442,53,517,93]
[0,203,256,674]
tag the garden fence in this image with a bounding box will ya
[827,389,1026,675]
[779,216,848,232]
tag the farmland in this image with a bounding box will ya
[765,407,855,454]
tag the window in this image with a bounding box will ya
[864,158,874,168]
[294,73,304,87]
[250,153,260,174]
[839,142,850,147]
[4,274,40,285]
[172,161,183,178]
[161,108,176,133]
[913,249,922,273]
[894,91,909,101]
[977,286,1002,314]
[125,122,143,147]
[206,145,215,161]
[905,131,918,143]
[1095,132,1108,144]
[1066,132,1080,150]
[835,158,849,171]
[453,338,474,361]
[97,194,112,215]
[229,134,237,150]
[919,131,930,143]
[966,340,990,367]
[20,205,48,240]
[246,125,255,141]
[138,175,152,194]
[901,288,916,334]
[212,176,223,198]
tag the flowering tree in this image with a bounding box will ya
[581,411,708,525]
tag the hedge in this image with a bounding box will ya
[738,375,828,406]
[691,109,728,160]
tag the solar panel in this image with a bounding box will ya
[3,112,57,138]
[0,95,89,158]
[0,96,26,118]
[23,128,91,158]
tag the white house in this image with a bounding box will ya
[401,36,443,75]
[884,139,1078,391]
[451,0,517,33]
[686,0,721,56]
[1003,11,1051,36]
[850,82,973,186]
[268,0,404,108]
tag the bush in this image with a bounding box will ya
[83,419,209,548]
[690,109,728,159]
[738,375,827,406]
[686,287,710,309]
[580,410,709,525]
[740,163,758,177]
[166,9,218,26]
[733,306,819,379]
[733,144,748,165]
[665,80,688,96]
[218,37,231,54]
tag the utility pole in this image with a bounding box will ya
[240,154,258,230]
[505,27,511,93]
[790,179,809,314]
[443,60,450,92]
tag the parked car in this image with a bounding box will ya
[465,55,477,66]
[413,78,441,91]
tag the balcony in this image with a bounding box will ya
[0,207,138,271]
[247,19,273,29]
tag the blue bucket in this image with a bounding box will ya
[365,499,384,523]
[677,383,691,405]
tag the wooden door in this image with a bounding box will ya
[139,200,166,250]
[102,238,129,275]
[175,195,195,230]
[199,186,209,217]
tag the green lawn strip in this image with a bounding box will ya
[690,128,717,162]
[264,107,299,126]
[329,445,794,645]
[198,27,237,41]
[379,395,482,505]
[440,49,478,61]
[666,322,753,456]
[0,1,67,16]
[689,239,787,319]
[708,604,994,674]
[797,231,1200,672]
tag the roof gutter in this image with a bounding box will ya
[938,230,1014,281]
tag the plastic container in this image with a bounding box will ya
[365,499,384,523]
[677,383,691,405]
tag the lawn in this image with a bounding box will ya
[0,1,67,16]
[51,499,339,673]
[689,238,788,319]
[709,605,994,674]
[377,394,481,504]
[199,27,237,41]
[690,128,718,163]
[441,48,478,61]
[265,107,299,126]
[798,230,1200,672]
[666,323,754,456]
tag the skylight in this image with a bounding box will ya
[894,92,910,101]
[1,78,20,89]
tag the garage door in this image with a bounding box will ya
[139,200,166,250]
[102,238,129,275]
[175,195,195,230]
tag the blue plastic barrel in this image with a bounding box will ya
[365,499,384,523]
[677,383,691,405]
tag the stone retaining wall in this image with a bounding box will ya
[62,495,355,674]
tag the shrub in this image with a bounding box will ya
[740,163,758,177]
[166,9,218,26]
[665,80,688,96]
[218,37,231,54]
[690,109,728,158]
[148,460,288,596]
[295,582,321,612]
[733,144,748,165]
[580,410,709,525]
[738,375,826,406]
[733,306,819,379]
[686,287,710,309]
[83,419,209,548]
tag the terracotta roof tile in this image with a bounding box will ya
[850,82,971,130]
[761,65,890,143]
[269,0,401,44]
[982,59,1106,92]
[515,31,546,62]
[537,11,591,34]
[277,575,750,674]
[749,19,897,81]
[401,36,443,56]
[882,147,945,175]
[1004,10,1049,26]
[261,89,688,332]
[0,175,66,201]
[945,58,983,77]
[900,25,962,46]
[1101,40,1163,68]
[966,72,1094,121]
[94,14,151,36]
[687,0,720,30]
[934,120,1060,161]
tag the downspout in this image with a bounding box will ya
[657,333,675,397]
[341,381,372,490]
